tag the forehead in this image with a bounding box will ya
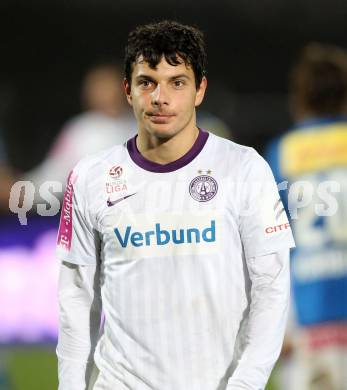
[131,55,194,79]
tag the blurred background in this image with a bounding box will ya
[1,0,347,389]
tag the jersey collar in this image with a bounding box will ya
[126,128,209,173]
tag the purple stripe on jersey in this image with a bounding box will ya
[126,128,209,173]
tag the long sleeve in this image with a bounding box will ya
[227,249,290,390]
[56,261,102,390]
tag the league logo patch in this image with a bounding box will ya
[189,175,218,202]
[106,165,128,195]
[109,165,123,179]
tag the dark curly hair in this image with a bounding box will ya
[124,20,207,89]
[290,43,347,116]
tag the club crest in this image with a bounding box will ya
[189,175,218,202]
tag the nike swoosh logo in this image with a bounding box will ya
[107,193,137,207]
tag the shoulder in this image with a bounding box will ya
[209,133,274,186]
[64,112,116,128]
[62,112,136,140]
[208,132,264,167]
[70,143,126,187]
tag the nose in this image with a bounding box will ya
[151,84,169,106]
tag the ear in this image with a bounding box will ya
[123,78,132,106]
[195,76,207,107]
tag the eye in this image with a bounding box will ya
[138,79,153,89]
[173,79,185,88]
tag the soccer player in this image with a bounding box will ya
[266,43,347,390]
[56,20,295,390]
[25,63,135,199]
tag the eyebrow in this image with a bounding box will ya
[135,74,191,82]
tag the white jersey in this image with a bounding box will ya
[56,130,295,390]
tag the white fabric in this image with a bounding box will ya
[57,261,102,390]
[226,250,290,389]
[25,112,136,191]
[57,251,290,390]
[56,132,295,389]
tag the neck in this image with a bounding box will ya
[136,120,200,165]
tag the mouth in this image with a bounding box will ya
[146,112,175,124]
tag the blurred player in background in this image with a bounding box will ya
[56,20,295,390]
[24,63,136,198]
[267,43,347,390]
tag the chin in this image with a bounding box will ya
[148,125,179,139]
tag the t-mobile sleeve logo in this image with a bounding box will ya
[57,171,77,250]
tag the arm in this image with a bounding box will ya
[57,261,102,390]
[227,249,290,390]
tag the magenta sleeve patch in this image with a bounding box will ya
[57,170,78,250]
